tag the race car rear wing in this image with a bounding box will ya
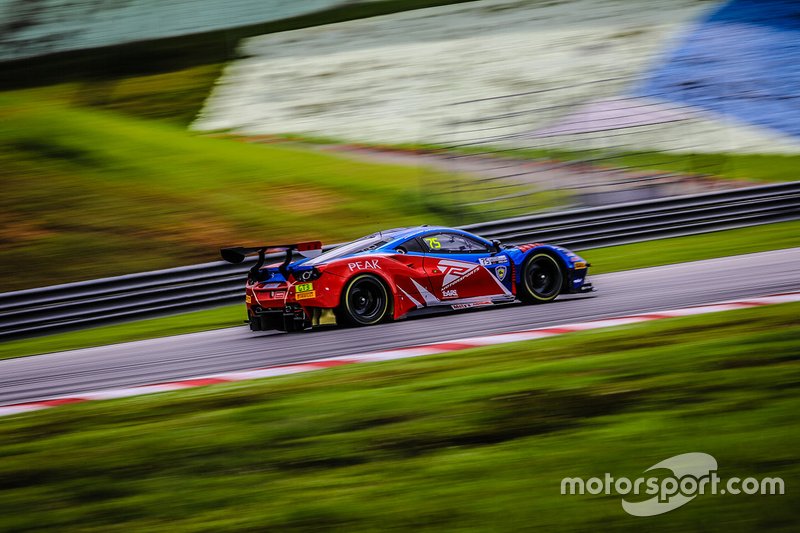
[220,241,322,281]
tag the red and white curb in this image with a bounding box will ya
[1,291,798,418]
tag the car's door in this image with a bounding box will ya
[385,235,440,310]
[420,232,498,301]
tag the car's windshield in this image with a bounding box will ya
[303,236,389,265]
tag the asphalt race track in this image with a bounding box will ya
[1,248,798,406]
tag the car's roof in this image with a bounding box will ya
[367,225,481,245]
[296,226,490,267]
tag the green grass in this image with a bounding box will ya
[356,141,800,184]
[0,91,485,292]
[0,303,797,531]
[1,63,225,126]
[602,150,800,184]
[489,146,800,184]
[1,219,797,361]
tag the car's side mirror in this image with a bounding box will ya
[491,239,502,254]
[395,247,407,255]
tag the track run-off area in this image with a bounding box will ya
[0,247,798,409]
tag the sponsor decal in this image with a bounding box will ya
[442,289,459,299]
[438,259,479,289]
[295,282,314,293]
[270,291,286,299]
[479,256,508,266]
[348,259,381,271]
[295,290,316,300]
[495,265,507,281]
[451,300,492,310]
[260,283,283,289]
[245,295,252,304]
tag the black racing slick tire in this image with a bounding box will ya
[338,274,391,326]
[519,253,564,303]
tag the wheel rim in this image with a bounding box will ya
[347,277,386,323]
[525,255,561,298]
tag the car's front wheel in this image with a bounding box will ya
[338,274,391,326]
[519,253,563,303]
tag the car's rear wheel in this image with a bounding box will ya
[519,253,563,303]
[338,274,391,326]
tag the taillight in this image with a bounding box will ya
[298,267,324,281]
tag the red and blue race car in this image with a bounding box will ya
[221,226,593,332]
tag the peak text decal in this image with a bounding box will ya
[348,260,381,271]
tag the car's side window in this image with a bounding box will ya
[422,233,470,253]
[462,235,491,253]
[397,237,425,254]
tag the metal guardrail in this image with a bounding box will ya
[1,182,798,340]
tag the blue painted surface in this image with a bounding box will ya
[638,0,800,138]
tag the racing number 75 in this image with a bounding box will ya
[424,237,441,249]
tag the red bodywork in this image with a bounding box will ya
[245,252,515,322]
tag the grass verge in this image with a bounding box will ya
[1,220,798,361]
[0,303,797,531]
[344,140,800,184]
[537,148,800,184]
[0,91,484,292]
[8,63,229,126]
